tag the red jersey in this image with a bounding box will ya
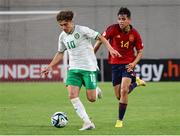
[103,24,144,64]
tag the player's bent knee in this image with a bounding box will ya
[120,87,128,96]
[86,89,96,102]
[87,97,96,102]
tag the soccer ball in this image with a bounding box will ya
[51,112,68,128]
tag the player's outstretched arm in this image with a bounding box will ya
[94,40,102,53]
[97,35,121,58]
[41,52,64,76]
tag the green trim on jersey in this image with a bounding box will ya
[66,69,97,90]
[95,32,100,40]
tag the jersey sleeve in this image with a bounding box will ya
[58,33,67,52]
[135,31,144,50]
[80,26,100,40]
[102,25,113,39]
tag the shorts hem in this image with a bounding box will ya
[66,83,82,88]
[85,87,97,90]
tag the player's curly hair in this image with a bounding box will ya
[117,7,131,18]
[56,10,74,22]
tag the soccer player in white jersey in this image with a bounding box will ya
[41,10,121,130]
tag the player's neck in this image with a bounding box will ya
[122,25,131,33]
[68,25,75,34]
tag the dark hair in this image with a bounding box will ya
[117,7,131,18]
[56,10,74,22]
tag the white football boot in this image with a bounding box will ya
[96,86,103,99]
[79,122,95,131]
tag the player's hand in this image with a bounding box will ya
[109,49,122,58]
[126,63,135,72]
[41,66,52,77]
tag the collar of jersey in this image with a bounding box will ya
[120,25,133,33]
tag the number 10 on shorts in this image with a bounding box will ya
[90,73,96,83]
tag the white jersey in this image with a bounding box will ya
[58,25,99,71]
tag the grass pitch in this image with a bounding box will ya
[0,82,180,135]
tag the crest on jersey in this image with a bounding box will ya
[129,34,134,42]
[116,35,121,38]
[74,33,80,39]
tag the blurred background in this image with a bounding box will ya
[0,0,180,82]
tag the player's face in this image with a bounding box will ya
[117,14,131,29]
[59,20,74,33]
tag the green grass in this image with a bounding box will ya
[0,82,180,135]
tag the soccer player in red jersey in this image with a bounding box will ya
[94,7,146,127]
